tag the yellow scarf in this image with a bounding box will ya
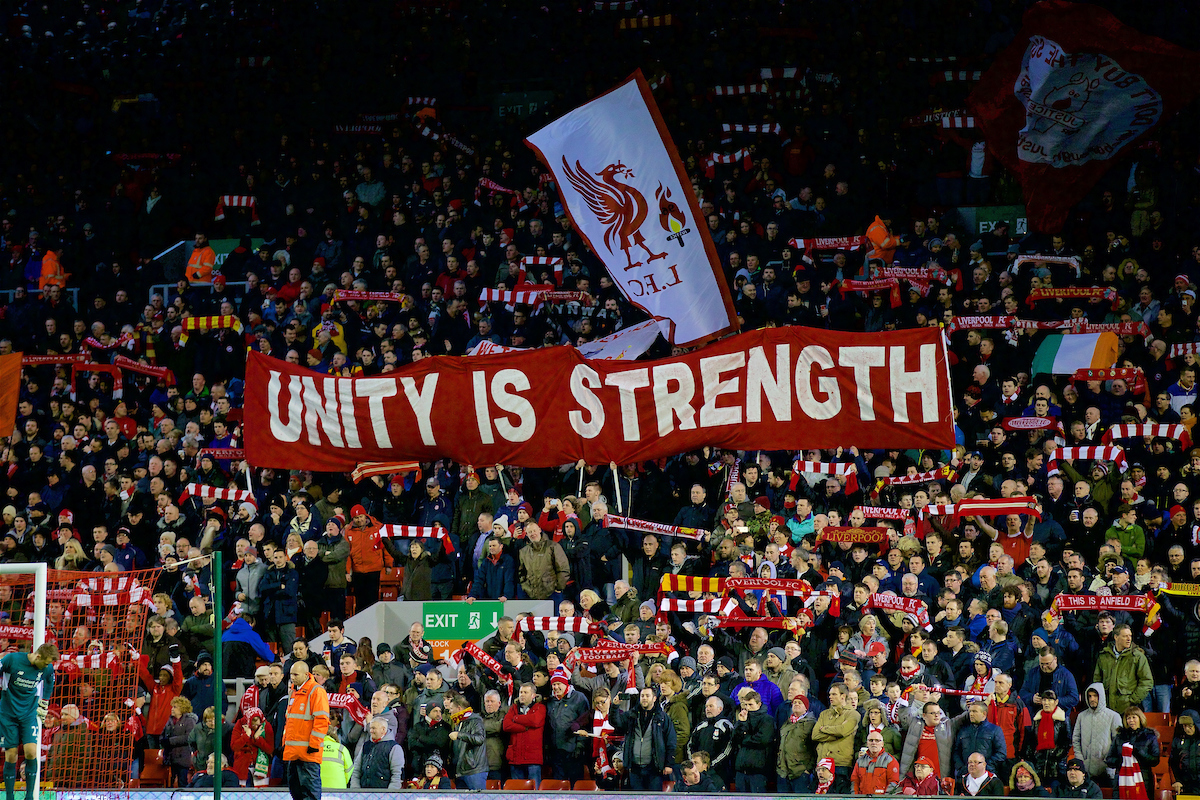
[450,707,474,726]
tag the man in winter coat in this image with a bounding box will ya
[988,672,1032,768]
[546,669,591,781]
[518,524,569,602]
[235,546,266,617]
[294,539,328,641]
[350,717,404,789]
[1072,683,1122,784]
[468,536,515,601]
[1022,690,1072,785]
[1093,625,1153,714]
[811,684,861,784]
[479,690,507,780]
[614,686,678,791]
[453,471,494,541]
[1054,757,1103,798]
[317,518,351,620]
[953,701,1009,777]
[502,682,546,784]
[406,705,451,774]
[732,689,775,793]
[258,548,298,651]
[344,505,386,606]
[731,659,784,715]
[899,701,969,780]
[687,696,735,785]
[370,644,409,695]
[1020,647,1081,712]
[852,729,901,795]
[776,695,817,791]
[446,692,488,789]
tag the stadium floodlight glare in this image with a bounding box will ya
[0,565,48,799]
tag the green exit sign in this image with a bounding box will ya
[423,601,502,640]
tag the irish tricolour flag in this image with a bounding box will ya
[1032,332,1120,375]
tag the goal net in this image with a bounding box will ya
[0,568,162,792]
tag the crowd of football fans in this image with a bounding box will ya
[6,0,1200,794]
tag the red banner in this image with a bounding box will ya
[968,0,1200,232]
[243,326,954,470]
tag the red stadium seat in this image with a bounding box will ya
[573,780,599,790]
[538,779,571,790]
[486,779,501,790]
[504,779,535,790]
[138,751,169,788]
[1145,712,1174,728]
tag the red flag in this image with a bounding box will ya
[968,1,1200,233]
[0,353,19,438]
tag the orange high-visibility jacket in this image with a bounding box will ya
[282,675,330,763]
[866,215,899,266]
[187,245,216,284]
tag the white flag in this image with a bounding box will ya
[526,71,738,347]
[575,319,670,361]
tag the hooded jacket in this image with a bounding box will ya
[518,536,569,599]
[1071,683,1122,778]
[852,748,901,795]
[1105,724,1160,793]
[502,699,546,765]
[899,707,969,778]
[1171,710,1200,794]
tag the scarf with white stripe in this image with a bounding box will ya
[378,524,455,553]
[1118,742,1147,800]
[1047,446,1127,477]
[178,483,256,506]
[351,462,421,484]
[790,460,859,494]
[213,195,259,225]
[603,514,708,541]
[516,616,601,635]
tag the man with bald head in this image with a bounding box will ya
[284,662,329,800]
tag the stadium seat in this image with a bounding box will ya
[486,779,501,790]
[1102,789,1114,799]
[345,596,357,616]
[662,780,674,791]
[381,586,398,601]
[539,779,571,790]
[1159,789,1174,800]
[1146,712,1174,728]
[504,779,535,790]
[138,751,169,788]
[574,780,599,790]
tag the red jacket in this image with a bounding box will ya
[987,694,1030,759]
[231,714,274,780]
[346,516,388,574]
[137,658,182,736]
[502,701,546,765]
[852,751,900,795]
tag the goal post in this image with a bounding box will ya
[0,564,47,799]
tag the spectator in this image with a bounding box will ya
[479,690,507,782]
[732,688,775,792]
[1054,758,1103,798]
[160,697,197,787]
[518,523,569,604]
[1072,683,1122,787]
[852,728,901,795]
[545,667,591,782]
[1021,691,1071,788]
[955,751,1006,796]
[690,695,736,786]
[406,704,451,774]
[1093,625,1153,715]
[1105,707,1160,794]
[897,755,942,796]
[613,686,677,792]
[1008,760,1050,798]
[445,691,487,789]
[502,681,546,785]
[900,700,966,781]
[1021,647,1081,712]
[231,707,273,787]
[259,547,299,652]
[350,717,405,789]
[954,701,1008,777]
[187,753,241,788]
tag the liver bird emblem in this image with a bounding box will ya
[561,156,666,270]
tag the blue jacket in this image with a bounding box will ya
[223,617,273,663]
[951,719,1008,775]
[731,674,784,715]
[981,638,1017,676]
[1019,664,1080,711]
[258,563,299,625]
[470,553,515,600]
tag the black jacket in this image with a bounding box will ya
[615,705,678,775]
[732,708,775,774]
[1052,778,1103,798]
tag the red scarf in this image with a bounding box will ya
[1037,710,1057,750]
[593,711,616,777]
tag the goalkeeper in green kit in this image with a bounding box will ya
[0,643,58,800]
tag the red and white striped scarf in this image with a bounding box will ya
[787,235,870,255]
[593,710,616,776]
[937,497,1042,521]
[709,615,806,631]
[83,331,136,351]
[516,616,601,635]
[406,96,436,106]
[478,286,554,310]
[351,462,421,484]
[603,515,708,541]
[702,148,754,178]
[378,525,455,553]
[1048,446,1127,477]
[1117,742,1148,800]
[178,483,256,506]
[461,641,513,702]
[931,70,982,83]
[179,314,244,345]
[658,598,736,615]
[711,83,768,96]
[328,693,370,726]
[760,67,798,79]
[213,195,259,225]
[1170,342,1200,358]
[1103,423,1190,445]
[334,125,382,135]
[877,467,952,487]
[791,460,859,494]
[522,256,564,286]
[941,115,977,128]
[720,121,781,144]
